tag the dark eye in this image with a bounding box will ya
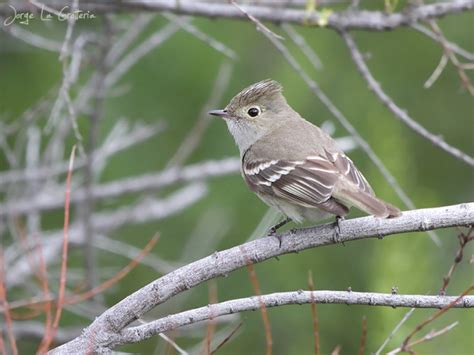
[247,107,260,117]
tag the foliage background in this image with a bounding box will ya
[0,3,473,354]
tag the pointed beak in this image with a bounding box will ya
[208,109,230,119]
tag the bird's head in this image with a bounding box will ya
[209,79,295,154]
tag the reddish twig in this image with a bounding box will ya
[308,270,320,355]
[388,321,459,354]
[247,263,272,355]
[400,285,474,353]
[10,308,43,320]
[40,145,76,352]
[440,227,474,295]
[240,246,272,355]
[66,233,160,305]
[210,322,243,354]
[12,219,44,285]
[0,249,18,355]
[33,232,53,353]
[357,316,367,355]
[1,233,159,324]
[205,281,218,355]
[0,331,5,355]
[408,321,458,349]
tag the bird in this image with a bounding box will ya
[209,79,401,236]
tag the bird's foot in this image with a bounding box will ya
[333,215,345,246]
[267,217,292,248]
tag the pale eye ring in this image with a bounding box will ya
[247,107,260,117]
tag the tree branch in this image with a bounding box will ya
[2,0,472,32]
[116,291,473,347]
[341,31,474,167]
[50,203,474,353]
[0,158,239,217]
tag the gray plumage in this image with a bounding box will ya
[209,79,401,223]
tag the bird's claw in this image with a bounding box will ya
[267,228,283,248]
[333,216,345,246]
[266,217,292,248]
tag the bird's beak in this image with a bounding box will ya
[208,109,230,119]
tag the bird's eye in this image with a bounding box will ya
[247,107,260,117]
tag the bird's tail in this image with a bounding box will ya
[338,189,401,218]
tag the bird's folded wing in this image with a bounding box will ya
[243,149,374,209]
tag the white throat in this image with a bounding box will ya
[225,119,266,156]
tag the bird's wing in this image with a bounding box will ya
[324,149,374,196]
[242,151,373,208]
[243,149,373,210]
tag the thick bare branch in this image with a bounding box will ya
[50,203,474,353]
[3,0,472,31]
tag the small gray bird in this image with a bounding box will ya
[209,79,400,233]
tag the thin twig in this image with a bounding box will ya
[439,227,474,295]
[33,232,53,353]
[357,316,367,355]
[5,25,62,52]
[42,145,76,351]
[422,8,474,95]
[424,54,449,88]
[159,333,188,355]
[241,249,273,355]
[0,158,238,217]
[341,31,474,167]
[1,235,159,315]
[282,24,322,70]
[210,322,243,354]
[412,23,474,62]
[205,281,218,355]
[388,321,459,354]
[163,13,237,60]
[5,184,207,289]
[399,285,474,353]
[66,234,160,305]
[375,308,415,355]
[104,22,181,89]
[406,321,459,349]
[0,250,18,355]
[308,271,320,355]
[231,0,284,40]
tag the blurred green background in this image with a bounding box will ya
[1,2,473,354]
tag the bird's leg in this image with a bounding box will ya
[333,215,345,245]
[267,217,292,247]
[268,217,292,235]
